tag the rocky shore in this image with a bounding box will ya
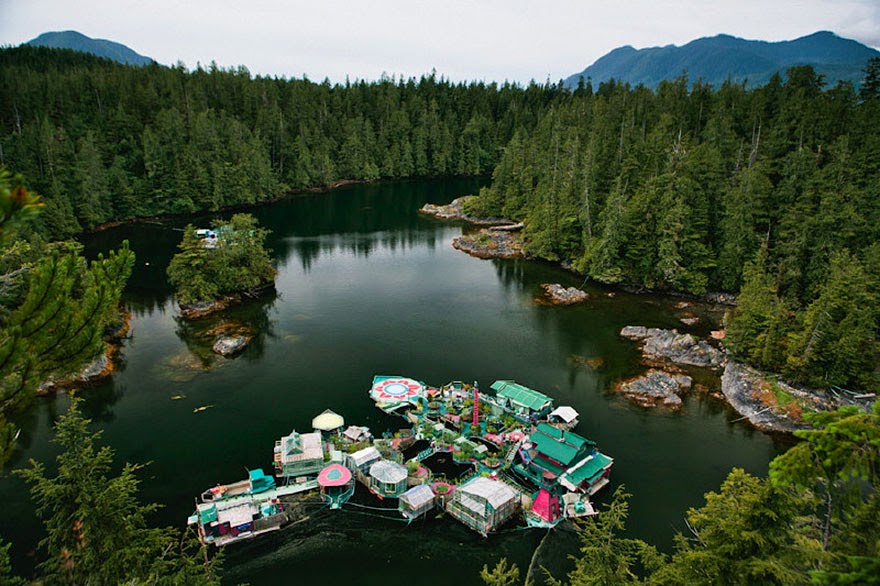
[179,283,276,319]
[616,324,870,432]
[419,196,519,226]
[451,228,523,259]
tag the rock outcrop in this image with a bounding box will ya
[617,369,693,408]
[213,335,251,357]
[620,326,726,369]
[419,196,518,226]
[540,284,589,305]
[721,362,829,433]
[452,228,523,259]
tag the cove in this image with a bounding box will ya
[1,177,783,584]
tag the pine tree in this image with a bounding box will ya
[15,398,221,584]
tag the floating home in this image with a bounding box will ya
[368,459,408,499]
[517,423,613,497]
[447,477,520,536]
[548,405,580,430]
[312,409,345,434]
[191,496,286,546]
[399,484,436,519]
[274,430,324,479]
[488,380,554,422]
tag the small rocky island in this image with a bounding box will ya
[539,284,590,305]
[167,214,276,356]
[168,213,276,321]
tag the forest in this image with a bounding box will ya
[0,47,878,386]
[0,44,878,585]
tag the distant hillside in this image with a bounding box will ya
[565,31,880,89]
[26,30,154,66]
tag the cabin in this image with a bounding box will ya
[274,430,324,479]
[519,423,612,495]
[347,446,382,476]
[191,496,287,546]
[489,380,554,421]
[368,459,408,498]
[447,476,519,536]
[399,484,436,519]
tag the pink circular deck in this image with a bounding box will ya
[317,464,352,487]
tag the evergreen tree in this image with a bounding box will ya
[15,398,221,584]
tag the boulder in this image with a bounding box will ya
[540,284,589,305]
[619,326,725,369]
[617,370,693,408]
[213,335,251,357]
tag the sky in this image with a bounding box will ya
[2,0,879,84]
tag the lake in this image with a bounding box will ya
[1,178,783,584]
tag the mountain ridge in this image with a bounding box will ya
[565,31,879,89]
[25,30,154,66]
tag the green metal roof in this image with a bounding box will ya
[531,424,601,469]
[491,380,552,411]
[563,452,613,485]
[532,431,580,466]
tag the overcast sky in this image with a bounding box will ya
[2,0,878,84]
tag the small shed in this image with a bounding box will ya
[342,425,371,443]
[368,459,408,499]
[447,476,519,536]
[346,446,381,475]
[399,484,436,519]
[548,406,579,429]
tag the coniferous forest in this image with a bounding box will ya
[3,46,877,391]
[1,43,879,586]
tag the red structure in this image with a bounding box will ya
[472,384,480,428]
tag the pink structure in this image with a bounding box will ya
[531,488,561,524]
[473,385,480,428]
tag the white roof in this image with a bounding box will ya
[343,425,371,441]
[349,446,381,467]
[369,459,407,484]
[280,431,323,463]
[550,406,579,423]
[312,409,345,431]
[459,477,516,509]
[400,484,434,508]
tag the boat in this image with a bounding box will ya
[188,494,287,546]
[200,468,276,502]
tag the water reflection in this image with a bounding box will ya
[167,292,279,378]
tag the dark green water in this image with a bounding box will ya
[1,178,782,584]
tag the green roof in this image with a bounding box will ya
[532,431,580,466]
[491,380,552,411]
[563,452,613,486]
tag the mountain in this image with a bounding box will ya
[565,31,880,89]
[25,30,154,66]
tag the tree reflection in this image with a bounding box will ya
[171,292,278,370]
